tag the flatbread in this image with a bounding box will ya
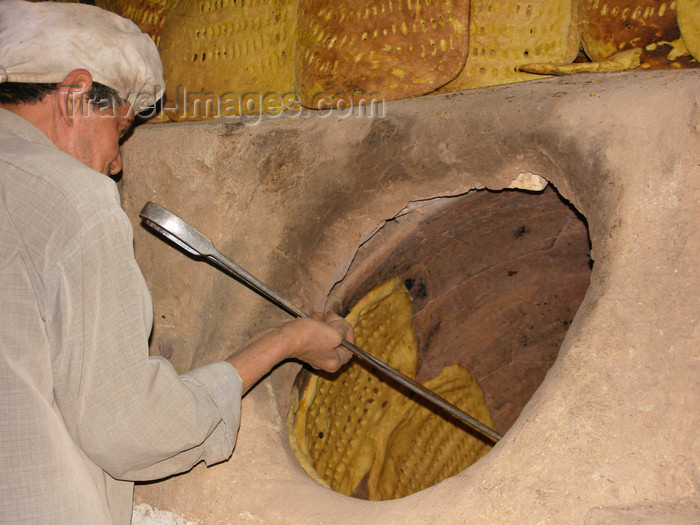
[296,0,470,108]
[369,364,494,500]
[288,277,495,500]
[580,0,680,62]
[288,277,418,496]
[158,0,299,120]
[438,0,580,92]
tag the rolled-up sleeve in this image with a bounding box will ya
[47,199,243,481]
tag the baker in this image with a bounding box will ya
[0,1,352,523]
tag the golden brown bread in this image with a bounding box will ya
[438,0,580,92]
[288,277,418,496]
[158,0,299,120]
[369,364,494,500]
[296,0,470,108]
[580,0,679,62]
[288,277,494,500]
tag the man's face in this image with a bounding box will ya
[67,97,135,176]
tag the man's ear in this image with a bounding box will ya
[57,69,93,122]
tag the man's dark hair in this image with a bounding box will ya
[0,81,121,108]
[86,82,122,110]
[0,82,58,105]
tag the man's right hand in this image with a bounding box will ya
[277,311,353,373]
[225,311,353,393]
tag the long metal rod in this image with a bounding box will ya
[139,202,502,443]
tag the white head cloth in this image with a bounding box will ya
[0,0,164,112]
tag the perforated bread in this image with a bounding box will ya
[158,0,298,120]
[580,0,679,62]
[369,364,494,500]
[296,0,470,108]
[439,0,580,92]
[288,277,494,500]
[288,277,418,496]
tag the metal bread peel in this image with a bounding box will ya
[139,202,502,443]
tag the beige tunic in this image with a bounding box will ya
[0,109,243,524]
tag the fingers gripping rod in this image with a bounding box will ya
[139,202,502,443]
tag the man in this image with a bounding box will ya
[0,1,352,523]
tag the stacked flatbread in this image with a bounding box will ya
[288,277,494,500]
[95,0,699,119]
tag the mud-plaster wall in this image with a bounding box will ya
[119,70,700,523]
